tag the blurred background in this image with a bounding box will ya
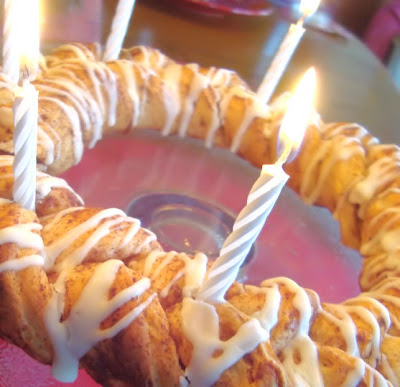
[28,0,399,88]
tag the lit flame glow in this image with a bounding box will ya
[277,67,316,163]
[299,0,321,18]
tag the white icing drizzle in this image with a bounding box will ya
[161,64,182,136]
[0,208,44,272]
[206,67,236,88]
[321,122,379,148]
[343,300,382,366]
[350,296,392,332]
[191,71,228,148]
[380,350,399,386]
[44,67,104,146]
[134,66,153,128]
[57,60,118,128]
[219,86,270,153]
[36,171,83,203]
[320,304,360,357]
[44,207,146,272]
[43,206,84,229]
[83,60,118,128]
[39,96,83,165]
[301,136,364,205]
[361,207,400,256]
[36,82,91,131]
[342,358,366,387]
[114,60,141,128]
[131,46,170,69]
[36,78,103,148]
[182,297,268,386]
[143,250,207,298]
[364,362,392,387]
[45,259,155,383]
[178,70,209,137]
[251,283,281,336]
[261,277,324,386]
[350,157,400,218]
[38,122,58,165]
[50,43,97,63]
[0,254,44,272]
[361,251,400,290]
[367,278,400,332]
[0,222,43,249]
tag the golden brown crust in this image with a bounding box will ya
[0,44,398,386]
[61,263,182,386]
[0,202,53,363]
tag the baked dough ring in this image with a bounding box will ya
[0,43,398,386]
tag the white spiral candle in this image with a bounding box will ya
[197,165,289,303]
[2,0,21,83]
[11,0,40,210]
[256,0,320,104]
[197,68,316,303]
[103,0,137,61]
[257,23,305,104]
[12,81,38,211]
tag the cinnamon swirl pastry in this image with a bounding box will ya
[0,43,398,386]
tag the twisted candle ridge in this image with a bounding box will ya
[197,165,289,302]
[12,84,38,210]
[103,0,136,61]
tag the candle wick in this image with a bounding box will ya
[276,134,292,165]
[297,15,306,27]
[19,66,31,86]
[276,148,289,166]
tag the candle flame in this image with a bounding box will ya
[277,67,316,163]
[17,0,40,79]
[299,0,321,18]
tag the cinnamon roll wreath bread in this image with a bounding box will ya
[0,43,399,386]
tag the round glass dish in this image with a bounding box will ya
[0,131,363,387]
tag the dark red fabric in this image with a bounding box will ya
[364,0,400,61]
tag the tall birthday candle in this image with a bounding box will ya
[103,0,137,61]
[256,0,320,104]
[12,0,40,210]
[197,68,316,303]
[13,82,38,210]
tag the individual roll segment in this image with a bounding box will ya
[46,260,182,385]
[0,199,53,364]
[226,278,321,355]
[316,344,391,387]
[227,277,397,385]
[378,335,400,386]
[320,122,379,149]
[129,250,209,310]
[120,45,175,71]
[0,155,83,218]
[365,278,400,337]
[310,295,391,369]
[45,42,102,68]
[40,207,158,274]
[360,251,400,291]
[167,299,289,386]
